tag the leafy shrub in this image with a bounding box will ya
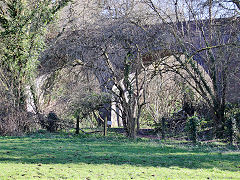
[71,92,111,132]
[185,115,199,143]
[45,112,60,132]
[225,104,240,144]
[225,117,234,144]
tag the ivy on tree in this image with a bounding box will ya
[0,0,71,110]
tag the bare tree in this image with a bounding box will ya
[140,0,240,138]
[38,0,239,140]
[38,0,159,138]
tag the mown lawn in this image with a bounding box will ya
[0,132,239,180]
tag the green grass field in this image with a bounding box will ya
[0,132,239,179]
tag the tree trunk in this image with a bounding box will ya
[226,118,234,145]
[128,117,136,139]
[137,117,140,132]
[13,81,27,111]
[121,108,129,133]
[214,107,225,139]
[126,105,137,139]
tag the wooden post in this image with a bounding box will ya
[104,117,107,136]
[76,114,80,134]
[161,117,165,140]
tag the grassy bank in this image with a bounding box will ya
[0,132,239,179]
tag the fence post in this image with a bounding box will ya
[104,117,107,136]
[161,117,166,140]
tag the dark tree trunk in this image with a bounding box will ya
[137,118,140,132]
[128,117,136,139]
[214,106,225,139]
[76,114,80,134]
[122,111,128,133]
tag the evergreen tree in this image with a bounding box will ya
[0,0,71,110]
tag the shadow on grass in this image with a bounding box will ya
[0,133,239,172]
